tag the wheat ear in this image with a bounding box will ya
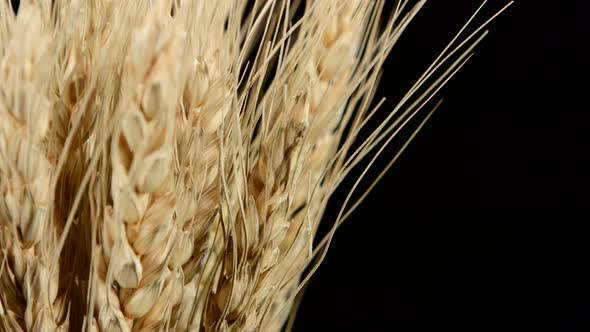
[93,5,184,332]
[170,1,237,330]
[231,2,372,330]
[0,2,68,331]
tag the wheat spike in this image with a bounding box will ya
[0,1,67,331]
[93,4,185,332]
[171,1,236,330]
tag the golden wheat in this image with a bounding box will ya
[0,0,510,331]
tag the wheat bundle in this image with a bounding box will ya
[0,0,509,331]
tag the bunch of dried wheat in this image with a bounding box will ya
[0,0,509,331]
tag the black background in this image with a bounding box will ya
[294,1,589,331]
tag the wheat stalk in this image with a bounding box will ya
[0,0,510,331]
